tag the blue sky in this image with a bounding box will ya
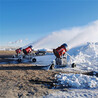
[0,0,98,47]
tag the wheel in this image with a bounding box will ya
[49,64,54,70]
[12,55,15,58]
[72,63,76,68]
[17,59,22,63]
[32,58,36,62]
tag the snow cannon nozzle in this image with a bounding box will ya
[23,45,33,55]
[53,43,69,58]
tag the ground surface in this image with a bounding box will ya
[0,51,68,98]
[0,64,60,98]
[0,51,97,98]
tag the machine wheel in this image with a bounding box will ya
[32,58,36,62]
[17,59,22,63]
[72,63,76,68]
[49,64,54,70]
[12,55,15,58]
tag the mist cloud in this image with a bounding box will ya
[32,20,98,49]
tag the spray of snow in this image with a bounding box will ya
[32,20,98,49]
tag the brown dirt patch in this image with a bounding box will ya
[0,63,62,98]
[0,50,15,56]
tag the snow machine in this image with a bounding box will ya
[12,47,22,58]
[16,47,22,54]
[53,43,76,68]
[18,45,36,63]
[13,46,36,63]
[23,45,32,55]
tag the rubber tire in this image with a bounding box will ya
[32,58,36,62]
[17,59,22,63]
[49,64,54,70]
[12,55,15,58]
[72,63,76,68]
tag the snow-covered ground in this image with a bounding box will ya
[44,89,98,98]
[33,54,55,66]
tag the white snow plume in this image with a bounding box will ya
[33,20,98,49]
[68,20,98,48]
[8,39,23,44]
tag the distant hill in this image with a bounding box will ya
[0,46,19,51]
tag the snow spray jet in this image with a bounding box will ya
[20,36,46,50]
[32,20,98,50]
[32,28,83,49]
[68,20,98,48]
[23,20,98,50]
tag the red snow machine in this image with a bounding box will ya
[53,43,69,58]
[15,47,22,54]
[23,45,32,55]
[53,43,76,68]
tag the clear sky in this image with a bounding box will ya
[0,0,98,47]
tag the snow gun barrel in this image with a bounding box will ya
[53,43,69,58]
[23,45,33,55]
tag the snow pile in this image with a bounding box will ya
[55,73,98,88]
[70,42,98,71]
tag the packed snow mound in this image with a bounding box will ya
[55,73,98,89]
[69,42,98,71]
